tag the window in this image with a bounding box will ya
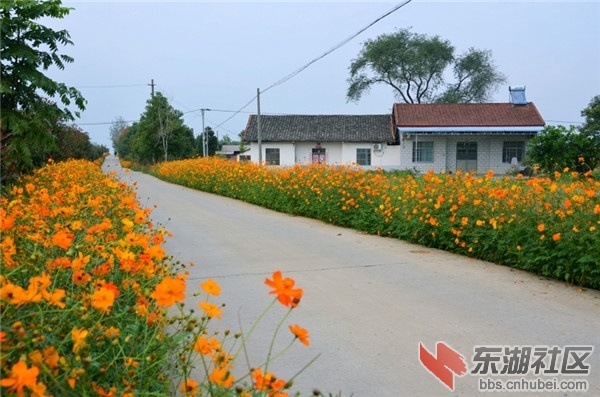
[356,148,371,166]
[412,141,434,162]
[265,148,280,165]
[502,141,525,163]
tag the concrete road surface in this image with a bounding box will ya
[102,156,600,397]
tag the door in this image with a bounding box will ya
[456,142,477,172]
[312,147,326,164]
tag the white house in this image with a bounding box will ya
[242,89,546,174]
[393,99,546,174]
[242,114,398,168]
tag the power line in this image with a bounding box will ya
[73,84,148,89]
[214,1,412,130]
[262,0,412,94]
[546,119,583,125]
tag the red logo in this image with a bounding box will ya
[419,342,468,391]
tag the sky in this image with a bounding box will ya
[43,1,600,149]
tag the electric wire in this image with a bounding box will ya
[214,0,412,129]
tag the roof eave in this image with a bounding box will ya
[397,126,544,133]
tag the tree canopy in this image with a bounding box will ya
[579,95,600,139]
[1,0,86,184]
[346,27,506,104]
[527,95,600,173]
[115,93,195,164]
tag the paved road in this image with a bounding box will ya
[102,156,600,397]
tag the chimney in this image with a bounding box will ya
[509,86,527,105]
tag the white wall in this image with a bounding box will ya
[248,135,533,174]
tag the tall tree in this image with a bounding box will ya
[1,0,86,184]
[129,93,195,164]
[347,28,506,104]
[196,126,218,157]
[579,95,600,139]
[109,116,129,151]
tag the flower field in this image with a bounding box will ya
[152,158,600,290]
[1,159,313,396]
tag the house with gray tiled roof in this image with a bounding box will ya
[242,87,546,173]
[243,114,398,167]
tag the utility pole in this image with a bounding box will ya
[200,108,211,157]
[257,88,262,164]
[149,79,155,97]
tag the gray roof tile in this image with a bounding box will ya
[244,114,395,143]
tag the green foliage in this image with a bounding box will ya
[109,116,130,150]
[0,0,86,185]
[527,124,600,173]
[346,27,506,104]
[117,93,195,164]
[579,95,600,139]
[197,126,219,157]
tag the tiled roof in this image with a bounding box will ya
[244,114,395,143]
[393,103,545,127]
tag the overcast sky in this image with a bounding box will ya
[45,1,600,149]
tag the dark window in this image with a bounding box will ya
[503,141,525,163]
[265,148,280,165]
[356,148,371,166]
[412,141,434,162]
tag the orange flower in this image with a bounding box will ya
[252,368,287,394]
[193,336,221,356]
[71,328,88,353]
[150,276,186,307]
[200,279,221,296]
[537,224,545,232]
[105,326,120,339]
[72,270,92,286]
[289,324,310,346]
[0,282,27,305]
[552,233,561,241]
[208,367,234,388]
[42,346,60,369]
[198,301,223,319]
[264,271,303,308]
[44,288,66,308]
[51,230,74,250]
[91,287,115,312]
[0,360,40,397]
[180,379,199,396]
